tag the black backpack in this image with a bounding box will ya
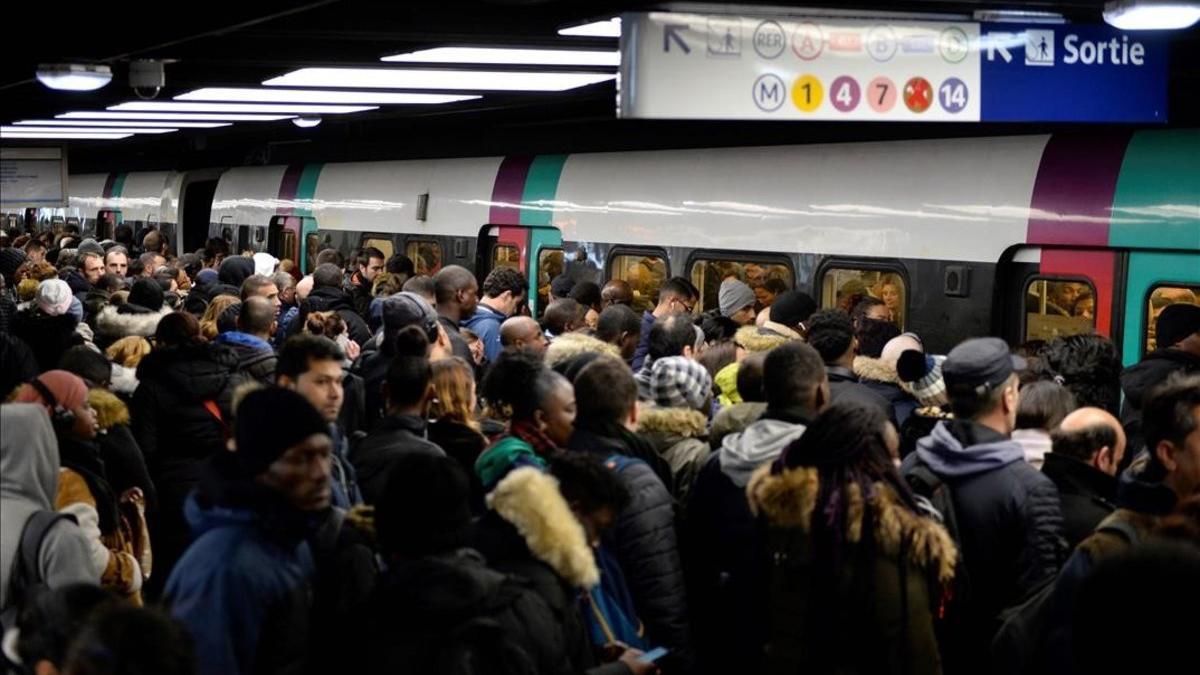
[1,511,77,631]
[904,462,973,630]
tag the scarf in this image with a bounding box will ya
[510,420,561,459]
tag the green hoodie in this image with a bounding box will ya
[474,435,548,489]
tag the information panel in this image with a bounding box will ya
[618,12,1167,123]
[0,147,68,208]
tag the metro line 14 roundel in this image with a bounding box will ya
[903,77,933,113]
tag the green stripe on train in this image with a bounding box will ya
[1109,130,1200,250]
[520,155,566,315]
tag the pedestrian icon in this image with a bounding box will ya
[1025,29,1054,66]
[707,18,742,57]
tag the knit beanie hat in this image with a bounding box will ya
[382,291,439,343]
[233,387,329,477]
[218,255,255,288]
[76,239,104,257]
[376,452,473,556]
[1156,303,1200,350]
[649,356,713,411]
[770,291,817,329]
[36,279,73,316]
[127,278,164,311]
[14,369,89,412]
[896,350,949,408]
[719,279,756,317]
[0,247,26,286]
[195,268,219,287]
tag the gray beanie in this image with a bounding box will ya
[719,279,756,317]
[77,238,105,257]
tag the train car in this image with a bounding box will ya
[77,129,1199,363]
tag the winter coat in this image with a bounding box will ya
[462,302,508,364]
[131,342,244,596]
[637,406,711,510]
[428,418,489,512]
[854,355,919,427]
[1040,452,1117,551]
[734,324,796,353]
[826,364,898,428]
[12,308,85,373]
[304,286,371,347]
[1119,348,1200,457]
[349,347,389,432]
[900,420,1066,670]
[0,332,37,399]
[568,428,693,669]
[708,401,766,450]
[213,331,278,385]
[544,331,621,370]
[747,464,956,675]
[350,414,445,505]
[0,404,95,613]
[345,274,373,320]
[165,455,318,675]
[630,310,657,371]
[94,304,172,343]
[898,406,951,460]
[89,388,157,515]
[438,314,475,365]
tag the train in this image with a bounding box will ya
[8,129,1198,365]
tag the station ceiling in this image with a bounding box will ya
[2,0,1196,171]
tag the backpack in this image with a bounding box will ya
[903,462,973,633]
[0,511,77,631]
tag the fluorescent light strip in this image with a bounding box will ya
[16,119,232,128]
[1,131,132,139]
[109,101,377,114]
[59,112,294,121]
[2,126,176,134]
[265,68,616,91]
[382,47,619,67]
[175,88,479,105]
[558,18,621,37]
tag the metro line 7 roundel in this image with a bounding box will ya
[903,77,933,113]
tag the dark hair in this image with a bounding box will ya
[240,274,275,301]
[385,326,433,408]
[482,349,566,421]
[850,296,886,325]
[762,277,788,295]
[481,267,528,299]
[700,314,739,343]
[596,304,641,344]
[569,281,602,310]
[359,246,385,264]
[1033,334,1122,414]
[202,237,228,263]
[314,248,344,270]
[16,584,116,670]
[114,224,134,247]
[62,603,195,675]
[543,298,583,335]
[805,309,855,362]
[549,452,631,515]
[856,318,901,359]
[154,311,201,348]
[386,253,415,276]
[58,346,113,387]
[277,335,345,379]
[312,263,343,289]
[1143,373,1200,460]
[138,251,161,270]
[737,351,769,403]
[1052,423,1118,463]
[178,253,202,280]
[97,272,124,292]
[763,341,826,411]
[125,257,145,278]
[24,238,47,253]
[433,265,476,305]
[1016,380,1077,431]
[657,276,698,304]
[574,356,637,426]
[697,342,737,381]
[648,313,695,361]
[237,296,276,336]
[402,275,436,299]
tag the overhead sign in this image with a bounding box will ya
[0,147,68,208]
[618,12,1168,122]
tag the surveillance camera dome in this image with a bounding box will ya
[129,60,165,100]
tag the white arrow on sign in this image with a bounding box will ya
[985,32,1013,62]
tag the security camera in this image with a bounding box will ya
[129,60,165,100]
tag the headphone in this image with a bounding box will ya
[29,377,77,430]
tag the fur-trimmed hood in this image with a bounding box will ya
[637,405,708,439]
[544,331,620,368]
[87,387,130,430]
[95,304,172,339]
[853,355,901,384]
[486,467,599,588]
[735,324,795,353]
[746,464,956,586]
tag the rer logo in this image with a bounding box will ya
[752,74,786,112]
[1025,29,1054,66]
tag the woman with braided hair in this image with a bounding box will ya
[748,400,957,675]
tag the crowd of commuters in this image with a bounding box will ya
[1,225,1198,675]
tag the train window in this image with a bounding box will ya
[65,217,79,231]
[610,252,668,313]
[305,233,320,273]
[492,244,520,271]
[537,248,565,310]
[1023,277,1096,342]
[1145,285,1200,352]
[277,230,297,264]
[361,237,394,261]
[406,240,442,275]
[237,225,251,254]
[691,256,794,316]
[819,266,907,328]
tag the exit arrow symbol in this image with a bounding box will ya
[663,23,691,53]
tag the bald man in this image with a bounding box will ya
[601,279,634,308]
[500,316,548,355]
[1045,407,1126,549]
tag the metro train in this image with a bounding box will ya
[10,129,1198,365]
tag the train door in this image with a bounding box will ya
[999,245,1121,347]
[475,225,563,317]
[1120,251,1200,367]
[268,215,319,275]
[96,209,121,241]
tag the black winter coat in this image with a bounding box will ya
[428,419,488,513]
[350,414,445,504]
[568,428,692,669]
[0,332,37,399]
[1040,452,1117,551]
[13,309,84,373]
[304,286,371,347]
[1119,349,1200,463]
[826,365,898,428]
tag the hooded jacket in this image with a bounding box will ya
[0,404,95,611]
[708,401,767,450]
[89,388,157,513]
[853,355,919,427]
[94,304,172,342]
[350,414,445,505]
[213,331,278,385]
[901,420,1065,667]
[1119,348,1200,456]
[636,406,711,509]
[304,286,371,347]
[544,331,621,370]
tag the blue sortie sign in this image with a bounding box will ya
[979,23,1169,122]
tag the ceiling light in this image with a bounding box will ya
[974,9,1066,23]
[176,88,479,105]
[15,119,231,128]
[35,63,113,91]
[292,116,322,128]
[264,68,616,91]
[59,112,294,121]
[2,126,176,134]
[1104,1,1200,29]
[1,131,131,140]
[558,18,621,38]
[382,47,619,67]
[108,101,376,114]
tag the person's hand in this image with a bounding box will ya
[344,339,361,361]
[618,648,659,675]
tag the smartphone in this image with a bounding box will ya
[638,647,669,663]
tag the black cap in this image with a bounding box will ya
[234,387,329,478]
[381,291,439,342]
[943,337,1026,394]
[1157,303,1200,349]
